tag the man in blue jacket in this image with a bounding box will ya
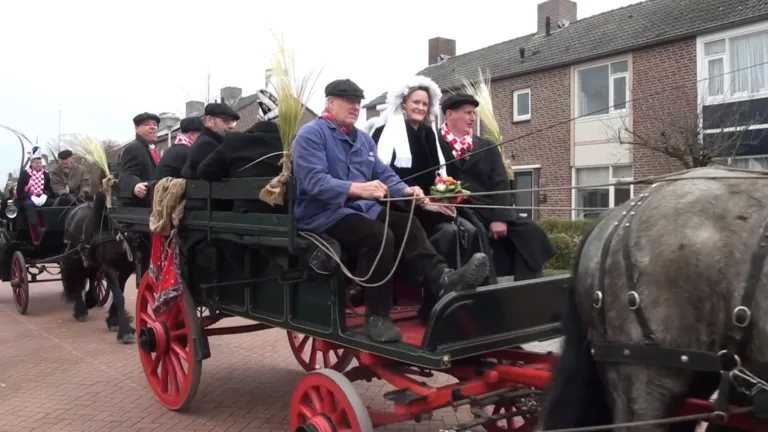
[292,79,490,343]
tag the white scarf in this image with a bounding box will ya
[375,107,447,178]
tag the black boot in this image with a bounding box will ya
[363,285,401,343]
[435,252,490,296]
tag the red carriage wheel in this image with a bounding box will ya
[476,402,538,432]
[11,251,29,315]
[290,369,374,432]
[287,331,354,372]
[93,272,110,307]
[136,271,202,411]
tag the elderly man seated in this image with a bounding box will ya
[50,150,92,205]
[292,79,490,343]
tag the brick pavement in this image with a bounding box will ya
[0,276,562,432]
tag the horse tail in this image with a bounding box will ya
[539,221,613,429]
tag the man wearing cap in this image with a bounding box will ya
[438,93,554,280]
[292,79,490,343]
[181,102,240,179]
[197,91,283,213]
[119,112,160,203]
[16,146,53,242]
[49,150,92,205]
[155,116,204,180]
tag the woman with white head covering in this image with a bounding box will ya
[366,76,496,320]
[16,146,53,242]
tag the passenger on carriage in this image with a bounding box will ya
[292,78,490,343]
[196,91,284,214]
[365,76,496,286]
[50,150,92,206]
[16,146,53,237]
[118,112,160,205]
[180,103,239,180]
[154,116,204,180]
[437,94,555,280]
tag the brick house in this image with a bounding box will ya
[363,0,768,220]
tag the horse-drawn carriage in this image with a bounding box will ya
[0,197,108,315]
[109,172,767,431]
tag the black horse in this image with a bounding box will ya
[61,191,136,344]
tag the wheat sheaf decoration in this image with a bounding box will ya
[71,134,115,207]
[259,34,322,206]
[459,69,515,179]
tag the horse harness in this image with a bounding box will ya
[589,183,768,423]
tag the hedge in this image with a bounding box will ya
[537,219,594,271]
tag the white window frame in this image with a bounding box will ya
[575,59,629,118]
[571,164,634,220]
[513,88,531,122]
[698,21,768,104]
[713,155,768,171]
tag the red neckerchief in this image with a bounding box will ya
[149,145,160,163]
[175,133,194,147]
[319,108,349,134]
[440,123,474,159]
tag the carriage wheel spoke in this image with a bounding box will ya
[307,346,318,369]
[143,290,155,308]
[164,357,180,396]
[168,351,188,388]
[296,334,310,353]
[139,312,154,325]
[159,356,169,393]
[150,352,162,374]
[170,341,190,363]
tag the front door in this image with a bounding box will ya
[512,170,534,220]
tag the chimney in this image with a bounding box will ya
[537,0,577,36]
[185,100,204,117]
[428,37,456,66]
[220,86,242,108]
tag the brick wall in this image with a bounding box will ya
[631,38,697,188]
[492,67,572,219]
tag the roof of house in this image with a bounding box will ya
[233,97,319,133]
[363,0,768,109]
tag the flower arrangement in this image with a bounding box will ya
[430,175,470,204]
[258,33,322,206]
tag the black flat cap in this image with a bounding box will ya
[179,116,204,133]
[58,149,73,160]
[133,112,161,126]
[204,103,240,121]
[440,93,479,114]
[325,79,365,99]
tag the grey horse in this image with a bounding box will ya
[540,167,766,432]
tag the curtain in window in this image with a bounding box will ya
[731,31,768,95]
[578,66,609,116]
[576,167,610,186]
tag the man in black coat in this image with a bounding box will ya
[155,116,204,180]
[118,112,160,205]
[438,94,554,280]
[181,103,240,179]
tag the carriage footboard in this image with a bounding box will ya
[421,275,570,359]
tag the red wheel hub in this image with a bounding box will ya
[479,403,537,432]
[136,272,201,411]
[295,414,336,432]
[290,370,373,432]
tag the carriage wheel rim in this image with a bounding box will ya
[287,331,353,372]
[290,369,373,432]
[136,272,197,410]
[11,253,27,312]
[95,274,109,306]
[479,403,537,432]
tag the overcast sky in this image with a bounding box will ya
[0,0,639,178]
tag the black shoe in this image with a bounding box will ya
[437,252,490,296]
[364,315,402,343]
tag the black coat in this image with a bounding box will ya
[16,169,53,202]
[155,144,190,180]
[438,134,554,276]
[181,127,223,179]
[118,135,157,203]
[197,121,284,214]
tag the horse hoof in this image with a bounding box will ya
[107,325,119,332]
[75,315,88,322]
[117,333,136,344]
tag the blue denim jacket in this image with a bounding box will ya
[293,118,408,232]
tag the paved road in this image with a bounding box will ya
[0,276,561,432]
